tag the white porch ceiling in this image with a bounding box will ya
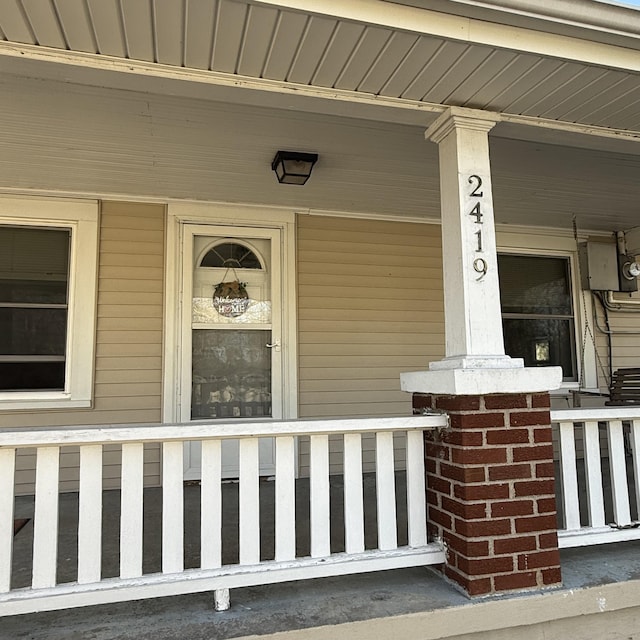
[2,0,640,136]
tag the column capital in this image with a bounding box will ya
[426,107,501,145]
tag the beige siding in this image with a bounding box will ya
[9,201,165,493]
[297,215,444,474]
[593,289,640,393]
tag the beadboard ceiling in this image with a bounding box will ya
[1,0,640,134]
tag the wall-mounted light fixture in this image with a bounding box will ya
[271,151,318,185]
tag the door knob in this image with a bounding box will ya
[266,340,281,352]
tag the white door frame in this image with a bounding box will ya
[163,201,298,431]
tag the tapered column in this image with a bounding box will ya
[428,109,510,368]
[402,107,562,395]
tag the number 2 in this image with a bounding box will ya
[468,175,483,197]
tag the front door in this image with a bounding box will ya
[181,224,282,478]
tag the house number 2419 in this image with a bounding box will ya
[468,175,487,281]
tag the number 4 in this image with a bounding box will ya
[469,202,482,223]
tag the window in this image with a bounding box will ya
[0,226,70,390]
[0,196,98,410]
[498,253,577,381]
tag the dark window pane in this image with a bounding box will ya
[0,226,69,304]
[0,308,67,356]
[191,329,271,419]
[0,279,68,304]
[0,362,65,390]
[200,242,262,269]
[503,318,576,380]
[498,255,572,315]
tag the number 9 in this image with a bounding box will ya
[473,258,487,281]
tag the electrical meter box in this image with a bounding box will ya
[626,226,640,257]
[578,242,619,291]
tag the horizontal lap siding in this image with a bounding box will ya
[297,215,444,474]
[592,289,640,394]
[10,202,165,494]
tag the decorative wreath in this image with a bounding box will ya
[213,280,250,318]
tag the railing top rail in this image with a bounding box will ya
[551,406,640,422]
[0,414,447,448]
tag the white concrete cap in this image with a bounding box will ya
[400,366,563,396]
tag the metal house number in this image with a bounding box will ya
[468,175,487,281]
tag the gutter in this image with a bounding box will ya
[388,0,640,48]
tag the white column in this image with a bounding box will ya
[401,107,562,396]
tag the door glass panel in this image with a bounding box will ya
[191,236,273,421]
[192,238,271,325]
[191,329,272,419]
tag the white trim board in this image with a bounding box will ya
[163,203,298,427]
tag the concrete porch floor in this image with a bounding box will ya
[4,475,640,640]
[3,543,640,640]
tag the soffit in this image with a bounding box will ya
[2,0,640,139]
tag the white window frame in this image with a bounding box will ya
[497,227,598,393]
[0,195,98,410]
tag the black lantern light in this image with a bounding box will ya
[271,151,318,185]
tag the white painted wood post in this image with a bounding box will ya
[201,439,222,569]
[402,106,561,397]
[32,446,60,589]
[214,587,230,611]
[309,434,330,558]
[0,448,16,593]
[275,436,296,562]
[77,444,103,584]
[120,443,144,579]
[375,431,398,551]
[239,438,260,565]
[162,441,184,574]
[425,108,508,368]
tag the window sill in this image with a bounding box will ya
[0,393,91,411]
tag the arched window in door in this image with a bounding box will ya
[199,242,263,270]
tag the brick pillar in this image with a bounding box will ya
[413,391,561,597]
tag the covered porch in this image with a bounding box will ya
[2,0,640,637]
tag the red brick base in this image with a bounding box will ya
[414,392,562,597]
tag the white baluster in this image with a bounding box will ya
[78,444,103,584]
[376,431,397,550]
[239,438,260,565]
[631,419,640,520]
[162,441,184,574]
[406,430,428,548]
[275,436,296,561]
[201,439,222,569]
[310,434,330,558]
[583,421,605,528]
[343,433,364,554]
[32,446,60,589]
[0,448,16,593]
[559,422,581,531]
[120,443,144,579]
[607,420,632,527]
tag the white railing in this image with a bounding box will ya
[0,415,446,616]
[552,407,640,548]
